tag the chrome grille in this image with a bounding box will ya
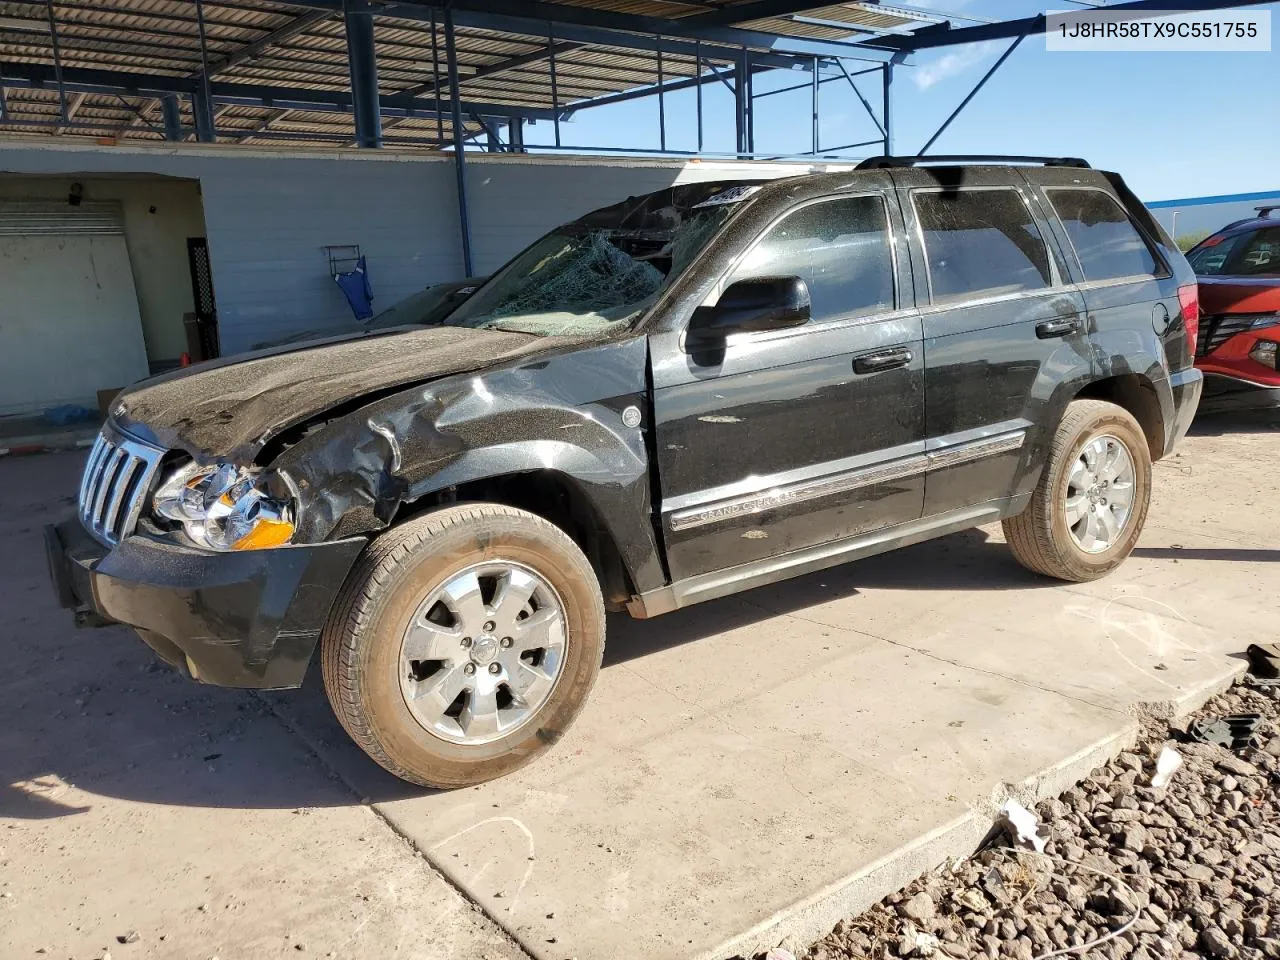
[78,427,165,546]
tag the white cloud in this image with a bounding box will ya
[910,40,1003,90]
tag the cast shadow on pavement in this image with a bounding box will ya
[7,514,1266,818]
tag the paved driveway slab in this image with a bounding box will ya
[4,414,1275,960]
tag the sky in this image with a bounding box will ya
[539,0,1280,204]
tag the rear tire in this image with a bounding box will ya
[1004,399,1151,582]
[321,503,605,788]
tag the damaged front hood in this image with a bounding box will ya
[114,325,541,459]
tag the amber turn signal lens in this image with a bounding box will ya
[232,518,296,551]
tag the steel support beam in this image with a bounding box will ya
[687,0,861,27]
[507,115,524,152]
[0,63,560,121]
[401,41,581,97]
[343,5,381,147]
[412,0,900,59]
[471,112,503,151]
[205,9,332,75]
[881,59,892,155]
[835,59,885,136]
[160,93,182,140]
[443,9,474,278]
[918,35,1022,154]
[53,90,85,135]
[734,48,751,157]
[695,41,703,152]
[348,0,892,67]
[548,26,561,147]
[810,56,818,156]
[192,84,216,142]
[192,0,216,142]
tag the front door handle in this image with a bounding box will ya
[1036,317,1081,339]
[854,347,913,375]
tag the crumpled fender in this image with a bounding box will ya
[272,335,667,595]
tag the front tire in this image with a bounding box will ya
[321,503,605,788]
[1004,399,1152,582]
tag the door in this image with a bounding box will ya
[893,170,1092,518]
[0,201,149,416]
[650,190,925,582]
[1035,183,1181,380]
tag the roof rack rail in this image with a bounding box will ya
[855,155,1091,170]
[1257,205,1278,218]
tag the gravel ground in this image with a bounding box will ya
[805,676,1280,960]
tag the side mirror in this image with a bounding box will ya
[688,276,811,344]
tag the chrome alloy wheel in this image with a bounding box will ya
[398,561,567,745]
[1065,434,1136,554]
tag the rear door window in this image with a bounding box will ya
[912,188,1052,304]
[731,194,895,323]
[1189,226,1280,277]
[1046,188,1163,282]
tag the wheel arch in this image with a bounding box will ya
[1074,373,1167,461]
[392,466,647,612]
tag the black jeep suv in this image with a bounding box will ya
[47,157,1203,787]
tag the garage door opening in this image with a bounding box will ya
[0,174,211,422]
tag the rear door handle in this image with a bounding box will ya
[854,347,913,374]
[1036,317,1081,339]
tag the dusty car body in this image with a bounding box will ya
[48,160,1202,786]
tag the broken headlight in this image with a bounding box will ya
[152,461,296,551]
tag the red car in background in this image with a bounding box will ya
[1187,206,1280,407]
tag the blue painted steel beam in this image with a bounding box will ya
[160,93,183,140]
[881,60,892,155]
[918,35,1022,154]
[734,48,752,157]
[835,58,884,137]
[444,8,474,278]
[401,41,582,97]
[569,64,742,111]
[192,85,216,142]
[343,6,381,147]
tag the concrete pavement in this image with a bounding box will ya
[3,410,1276,960]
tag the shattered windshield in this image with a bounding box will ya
[445,181,763,336]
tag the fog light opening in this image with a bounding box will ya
[1249,340,1279,370]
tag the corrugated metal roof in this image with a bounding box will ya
[0,0,938,151]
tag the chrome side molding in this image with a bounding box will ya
[669,454,929,532]
[668,430,1025,533]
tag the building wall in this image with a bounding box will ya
[0,175,205,364]
[463,156,839,275]
[0,140,840,356]
[1148,189,1280,242]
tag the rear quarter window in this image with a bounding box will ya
[912,188,1052,304]
[1046,188,1163,282]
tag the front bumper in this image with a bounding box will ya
[46,518,365,689]
[1165,366,1203,453]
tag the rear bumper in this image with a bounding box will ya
[46,518,365,689]
[1165,366,1203,453]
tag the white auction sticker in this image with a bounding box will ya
[1046,9,1271,52]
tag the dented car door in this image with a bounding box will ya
[649,186,926,582]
